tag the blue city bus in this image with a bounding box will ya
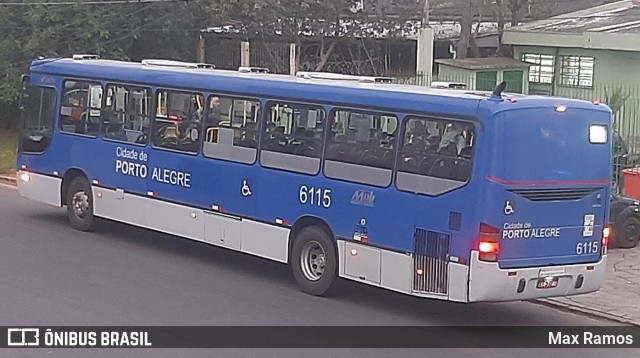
[16,55,613,302]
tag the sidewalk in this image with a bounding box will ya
[540,246,640,326]
[1,172,637,324]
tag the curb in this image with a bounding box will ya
[0,175,17,186]
[533,298,640,327]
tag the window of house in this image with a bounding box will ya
[152,89,204,153]
[102,84,151,144]
[522,53,555,84]
[202,95,261,164]
[60,80,103,136]
[260,101,325,174]
[323,108,398,187]
[560,56,594,87]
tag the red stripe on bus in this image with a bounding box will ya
[486,175,610,186]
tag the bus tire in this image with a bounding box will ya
[66,177,95,232]
[291,226,337,296]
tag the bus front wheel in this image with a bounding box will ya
[66,177,95,232]
[291,226,337,296]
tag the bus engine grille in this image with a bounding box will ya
[509,188,599,201]
[413,229,450,295]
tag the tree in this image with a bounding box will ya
[605,87,631,118]
[455,0,476,59]
[0,0,217,128]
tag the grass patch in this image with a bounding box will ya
[0,129,18,174]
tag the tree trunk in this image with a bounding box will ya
[509,0,523,27]
[469,14,482,58]
[495,2,506,56]
[315,38,336,71]
[456,0,473,59]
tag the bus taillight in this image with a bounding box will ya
[602,225,611,254]
[478,223,500,262]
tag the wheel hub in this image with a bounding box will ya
[300,240,326,281]
[72,191,90,218]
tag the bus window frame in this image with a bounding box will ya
[323,106,399,188]
[201,93,263,165]
[59,78,104,139]
[260,99,327,175]
[20,84,58,154]
[395,114,476,196]
[150,87,205,156]
[100,82,153,147]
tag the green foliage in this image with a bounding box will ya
[604,87,632,115]
[0,0,227,128]
[0,0,424,128]
[0,128,18,173]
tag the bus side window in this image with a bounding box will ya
[60,80,102,136]
[102,84,151,144]
[398,117,474,182]
[202,95,260,164]
[325,109,397,170]
[323,108,397,187]
[261,101,325,157]
[259,101,325,175]
[152,89,204,153]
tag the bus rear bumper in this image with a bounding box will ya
[468,251,607,302]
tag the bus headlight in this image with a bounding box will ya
[589,125,607,144]
[20,172,30,182]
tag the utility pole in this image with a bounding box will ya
[422,0,429,26]
[196,34,206,64]
[416,0,435,80]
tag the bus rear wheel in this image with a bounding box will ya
[66,177,95,232]
[291,226,337,296]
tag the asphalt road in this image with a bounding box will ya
[0,184,636,358]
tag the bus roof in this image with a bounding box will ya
[29,57,611,118]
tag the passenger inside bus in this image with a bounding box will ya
[438,122,466,155]
[397,119,473,181]
[207,96,222,125]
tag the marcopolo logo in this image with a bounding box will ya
[7,328,40,346]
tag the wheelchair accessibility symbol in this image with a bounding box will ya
[241,179,252,197]
[504,201,514,215]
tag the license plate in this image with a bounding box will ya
[536,277,559,289]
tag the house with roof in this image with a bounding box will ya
[503,0,640,140]
[435,57,530,93]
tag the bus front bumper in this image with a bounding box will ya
[468,251,607,302]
